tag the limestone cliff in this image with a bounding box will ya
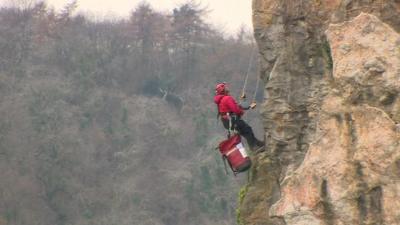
[240,1,400,225]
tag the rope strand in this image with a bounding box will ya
[240,44,256,99]
[252,67,261,103]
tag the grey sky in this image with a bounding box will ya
[43,0,253,34]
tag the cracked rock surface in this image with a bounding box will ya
[240,1,400,225]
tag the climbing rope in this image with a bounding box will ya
[240,44,256,100]
[240,43,261,107]
[251,67,261,104]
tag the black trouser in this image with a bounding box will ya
[221,115,261,148]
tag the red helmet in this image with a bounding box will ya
[215,82,227,95]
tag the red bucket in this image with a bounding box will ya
[218,134,251,174]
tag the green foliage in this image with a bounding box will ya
[238,185,248,205]
[321,39,333,70]
[236,185,249,225]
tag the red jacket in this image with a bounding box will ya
[214,94,244,117]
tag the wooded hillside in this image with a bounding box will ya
[0,1,263,225]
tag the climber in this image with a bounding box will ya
[214,82,264,152]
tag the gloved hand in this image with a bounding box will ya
[240,93,246,99]
[249,102,257,109]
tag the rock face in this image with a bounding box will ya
[240,1,400,225]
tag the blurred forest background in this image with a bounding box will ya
[0,1,263,225]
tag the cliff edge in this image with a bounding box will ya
[240,1,400,225]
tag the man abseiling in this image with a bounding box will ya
[214,82,264,152]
